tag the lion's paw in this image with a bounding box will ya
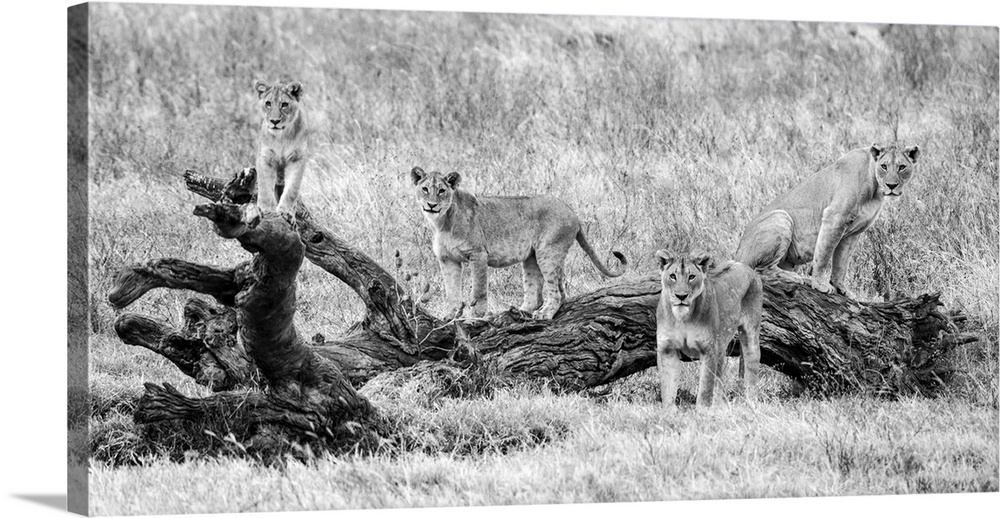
[444,303,466,321]
[276,207,296,225]
[243,204,262,228]
[531,306,559,320]
[810,278,835,294]
[832,284,854,298]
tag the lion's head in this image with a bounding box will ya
[656,251,713,320]
[410,167,461,220]
[870,143,920,198]
[254,80,303,136]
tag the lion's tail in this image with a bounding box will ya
[576,231,627,278]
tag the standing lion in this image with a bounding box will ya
[655,252,762,410]
[411,167,627,320]
[253,79,311,218]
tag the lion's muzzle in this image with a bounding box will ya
[883,182,903,196]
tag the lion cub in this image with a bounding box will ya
[655,251,762,410]
[253,79,310,217]
[735,143,919,295]
[411,167,627,320]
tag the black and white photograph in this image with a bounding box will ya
[55,0,1000,515]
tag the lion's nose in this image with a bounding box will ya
[427,202,438,209]
[269,119,281,126]
[675,293,688,301]
[885,182,899,190]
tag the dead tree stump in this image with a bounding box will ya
[110,169,371,435]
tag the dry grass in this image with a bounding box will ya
[89,369,998,514]
[82,4,999,514]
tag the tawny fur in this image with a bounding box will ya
[655,252,762,410]
[411,167,627,320]
[735,143,919,296]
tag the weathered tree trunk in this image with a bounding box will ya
[463,274,975,396]
[110,169,372,435]
[111,168,975,437]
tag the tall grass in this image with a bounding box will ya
[83,4,999,512]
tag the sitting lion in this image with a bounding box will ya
[655,251,762,410]
[735,143,920,295]
[411,166,627,320]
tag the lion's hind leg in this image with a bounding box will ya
[519,251,544,313]
[737,210,812,289]
[735,210,794,271]
[532,244,571,320]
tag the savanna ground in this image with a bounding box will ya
[75,4,999,515]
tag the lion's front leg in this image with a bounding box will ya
[256,159,278,213]
[830,232,861,297]
[275,158,305,218]
[656,344,681,411]
[439,259,464,319]
[810,208,847,294]
[696,347,726,408]
[737,322,761,403]
[467,252,489,318]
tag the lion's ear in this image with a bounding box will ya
[410,167,426,185]
[444,172,462,189]
[285,81,303,101]
[254,80,270,98]
[869,143,885,161]
[654,249,673,270]
[904,145,920,162]
[692,252,713,273]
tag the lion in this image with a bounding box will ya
[735,143,920,295]
[411,166,627,320]
[655,251,762,410]
[253,79,311,218]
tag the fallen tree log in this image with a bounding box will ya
[111,168,975,436]
[465,275,976,396]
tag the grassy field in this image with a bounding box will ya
[81,3,999,515]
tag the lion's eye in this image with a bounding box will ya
[880,164,888,171]
[421,187,428,194]
[281,102,289,109]
[898,164,906,171]
[438,189,445,195]
[264,101,272,109]
[668,273,676,281]
[688,274,696,282]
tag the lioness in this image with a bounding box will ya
[655,251,762,410]
[735,143,920,295]
[253,79,310,217]
[411,166,627,319]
